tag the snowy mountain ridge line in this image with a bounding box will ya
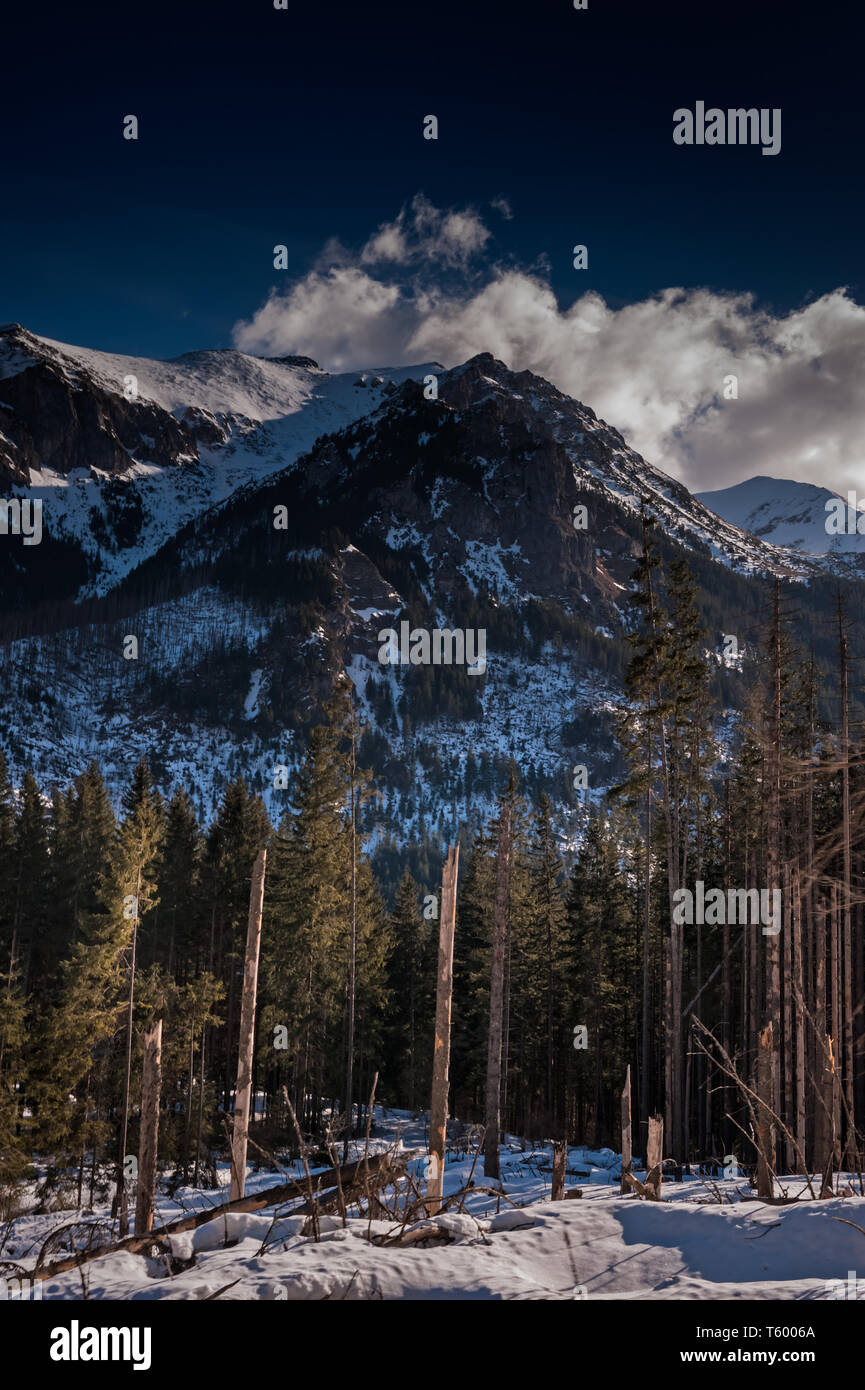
[0,323,844,602]
[0,322,444,597]
[0,321,439,424]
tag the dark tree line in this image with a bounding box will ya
[1,528,863,1216]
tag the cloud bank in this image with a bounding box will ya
[232,197,865,495]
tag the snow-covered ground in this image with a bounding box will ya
[5,1109,864,1301]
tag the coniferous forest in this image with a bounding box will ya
[3,525,862,1224]
[5,0,865,1347]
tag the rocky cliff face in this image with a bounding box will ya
[0,324,440,603]
[0,324,205,484]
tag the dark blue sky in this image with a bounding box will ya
[3,0,862,359]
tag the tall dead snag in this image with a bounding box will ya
[646,1113,663,1200]
[551,1139,567,1201]
[115,863,141,1238]
[342,694,359,1165]
[812,896,826,1166]
[229,848,267,1203]
[722,785,732,1155]
[135,1017,163,1235]
[830,886,843,1164]
[819,1034,840,1197]
[783,864,794,1173]
[792,866,807,1169]
[484,786,514,1180]
[620,1065,633,1196]
[427,843,459,1216]
[765,582,782,1135]
[755,1023,775,1200]
[838,593,856,1167]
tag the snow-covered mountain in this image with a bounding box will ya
[1,332,858,853]
[697,475,865,568]
[0,322,441,597]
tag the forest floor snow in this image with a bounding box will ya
[5,1109,865,1301]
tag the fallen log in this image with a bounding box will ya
[32,1152,396,1281]
[739,1194,804,1205]
[388,1224,452,1247]
[291,1158,406,1219]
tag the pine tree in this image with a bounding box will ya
[565,816,636,1146]
[152,788,201,978]
[525,794,568,1133]
[112,759,165,1233]
[386,871,429,1111]
[10,772,51,998]
[0,954,30,1186]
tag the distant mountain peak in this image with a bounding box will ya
[697,475,865,565]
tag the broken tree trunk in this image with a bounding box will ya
[551,1139,567,1201]
[230,848,267,1203]
[646,1113,663,1199]
[820,1034,840,1197]
[427,843,459,1216]
[134,1018,163,1235]
[620,1064,633,1196]
[755,1022,775,1200]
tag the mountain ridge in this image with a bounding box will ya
[1,329,860,856]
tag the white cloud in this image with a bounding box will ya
[359,194,490,269]
[233,199,865,495]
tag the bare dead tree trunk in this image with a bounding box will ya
[722,782,731,1155]
[641,770,651,1136]
[484,793,513,1180]
[193,1023,205,1189]
[783,862,794,1172]
[230,848,267,1202]
[793,864,807,1169]
[646,1113,663,1200]
[343,699,358,1165]
[135,1018,163,1234]
[820,1034,840,1197]
[756,1022,776,1200]
[116,863,141,1238]
[806,654,817,1159]
[855,865,865,1165]
[551,1139,567,1201]
[620,1065,633,1195]
[816,898,827,1164]
[830,885,842,1164]
[182,1026,194,1182]
[765,583,782,1145]
[427,844,459,1216]
[838,594,855,1166]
